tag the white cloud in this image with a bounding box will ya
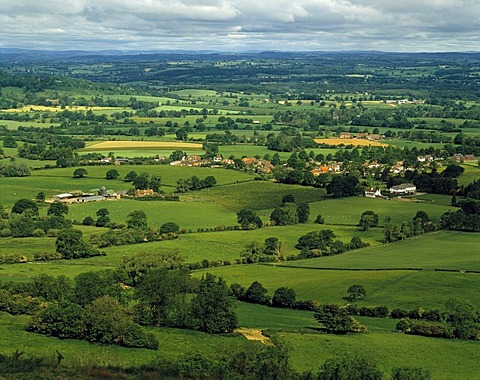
[0,0,478,51]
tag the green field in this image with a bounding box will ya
[281,231,480,271]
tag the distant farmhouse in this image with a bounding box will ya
[364,188,382,198]
[52,186,120,203]
[389,183,416,195]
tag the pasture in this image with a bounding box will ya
[81,140,203,151]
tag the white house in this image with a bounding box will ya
[389,183,416,195]
[364,188,382,198]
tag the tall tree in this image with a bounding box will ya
[189,273,237,334]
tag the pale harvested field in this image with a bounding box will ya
[314,138,388,147]
[2,105,117,112]
[83,141,203,150]
[234,328,272,345]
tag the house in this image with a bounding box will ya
[452,153,464,162]
[77,195,106,203]
[339,132,351,139]
[365,188,382,198]
[55,193,74,201]
[135,189,154,197]
[464,155,476,161]
[417,155,434,162]
[389,183,416,195]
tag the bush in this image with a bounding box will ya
[392,367,432,380]
[32,228,45,238]
[33,251,63,261]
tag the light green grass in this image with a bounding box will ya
[0,312,254,368]
[282,231,480,271]
[308,197,454,226]
[201,181,326,211]
[195,265,480,309]
[279,330,480,379]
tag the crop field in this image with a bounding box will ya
[2,105,117,113]
[314,138,388,147]
[81,141,203,151]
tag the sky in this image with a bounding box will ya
[1,0,479,52]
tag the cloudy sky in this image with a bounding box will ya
[1,0,479,52]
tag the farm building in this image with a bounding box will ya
[135,189,154,197]
[389,183,416,195]
[364,188,382,198]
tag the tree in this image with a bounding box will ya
[47,202,69,217]
[315,304,367,334]
[159,222,180,234]
[296,203,310,223]
[445,298,479,339]
[127,210,148,229]
[8,214,35,237]
[392,367,431,380]
[315,214,325,224]
[95,208,110,227]
[133,172,149,190]
[82,216,94,226]
[73,168,87,178]
[189,273,237,334]
[245,281,270,305]
[347,284,366,301]
[295,230,335,250]
[281,194,295,204]
[124,170,138,182]
[73,271,123,306]
[272,287,296,308]
[317,355,383,380]
[105,169,119,180]
[270,203,298,226]
[35,191,46,202]
[237,209,263,229]
[11,199,38,217]
[55,229,100,259]
[3,136,17,148]
[442,164,464,178]
[326,175,360,198]
[149,176,161,192]
[358,210,379,231]
[263,237,282,256]
[134,268,190,326]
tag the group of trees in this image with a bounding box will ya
[295,229,369,258]
[123,171,162,192]
[384,211,439,243]
[0,199,72,239]
[176,175,217,193]
[240,237,283,263]
[396,298,480,341]
[0,161,31,178]
[269,195,310,226]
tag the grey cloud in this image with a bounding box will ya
[0,0,478,51]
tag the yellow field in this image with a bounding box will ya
[82,141,203,150]
[314,138,388,147]
[2,105,117,113]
